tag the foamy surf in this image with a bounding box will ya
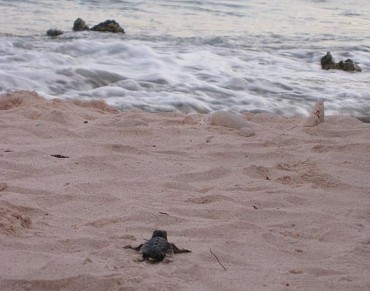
[0,0,369,117]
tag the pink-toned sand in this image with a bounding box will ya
[0,91,369,291]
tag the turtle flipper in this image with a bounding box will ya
[171,243,191,254]
[166,243,174,257]
[124,244,143,251]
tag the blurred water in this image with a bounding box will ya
[0,0,369,116]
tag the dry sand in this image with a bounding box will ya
[0,91,369,291]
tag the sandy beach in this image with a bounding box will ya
[0,91,369,291]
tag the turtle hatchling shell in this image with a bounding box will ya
[141,236,172,261]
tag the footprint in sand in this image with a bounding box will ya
[187,194,232,205]
[242,165,272,180]
[275,160,343,189]
[175,166,230,183]
[0,201,33,234]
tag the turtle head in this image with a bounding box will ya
[152,229,168,240]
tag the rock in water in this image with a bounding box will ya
[320,51,362,72]
[303,99,325,127]
[90,20,125,33]
[321,52,336,70]
[46,29,64,37]
[337,59,362,72]
[73,18,90,31]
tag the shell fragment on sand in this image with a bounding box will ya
[303,99,324,127]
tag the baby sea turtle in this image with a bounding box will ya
[125,230,191,262]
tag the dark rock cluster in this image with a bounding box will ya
[90,20,125,33]
[46,29,64,37]
[46,18,125,36]
[321,51,362,72]
[73,18,90,31]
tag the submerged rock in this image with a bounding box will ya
[46,29,64,37]
[90,20,125,33]
[321,52,362,72]
[73,18,90,31]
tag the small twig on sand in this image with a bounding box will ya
[51,154,69,159]
[210,248,227,271]
[159,212,169,215]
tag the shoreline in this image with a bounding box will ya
[1,91,370,290]
[2,90,370,122]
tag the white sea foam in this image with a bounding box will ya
[0,0,369,117]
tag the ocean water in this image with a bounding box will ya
[0,0,369,116]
